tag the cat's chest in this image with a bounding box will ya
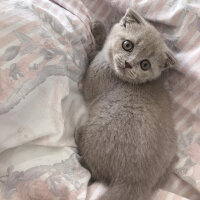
[96,68,117,90]
[110,82,161,107]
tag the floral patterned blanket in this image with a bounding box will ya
[0,0,200,200]
[0,0,92,199]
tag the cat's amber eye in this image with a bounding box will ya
[122,40,134,52]
[140,59,151,71]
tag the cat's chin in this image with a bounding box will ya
[109,59,149,84]
[112,66,152,84]
[113,67,137,84]
[111,63,134,83]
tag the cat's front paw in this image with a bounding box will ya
[74,126,83,145]
[91,20,106,51]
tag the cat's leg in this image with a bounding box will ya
[75,125,105,183]
[91,20,106,51]
[74,127,81,145]
[75,126,95,181]
[153,155,178,189]
[88,20,107,62]
[98,183,151,200]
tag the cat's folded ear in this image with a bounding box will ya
[120,8,145,27]
[164,51,177,70]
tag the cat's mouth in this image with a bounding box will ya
[118,61,133,70]
[113,58,136,81]
[114,60,138,82]
[114,64,134,80]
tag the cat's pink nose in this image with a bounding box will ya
[125,61,132,69]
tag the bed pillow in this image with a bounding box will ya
[0,0,93,199]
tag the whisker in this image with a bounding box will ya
[128,70,136,79]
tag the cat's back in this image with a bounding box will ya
[86,78,175,153]
[81,79,176,182]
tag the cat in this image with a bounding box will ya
[75,9,177,200]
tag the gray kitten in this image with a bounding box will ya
[76,9,177,200]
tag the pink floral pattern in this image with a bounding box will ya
[0,0,94,114]
[0,154,90,200]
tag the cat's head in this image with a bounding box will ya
[104,9,177,84]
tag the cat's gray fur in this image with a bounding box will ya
[76,9,177,200]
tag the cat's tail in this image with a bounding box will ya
[98,184,150,200]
